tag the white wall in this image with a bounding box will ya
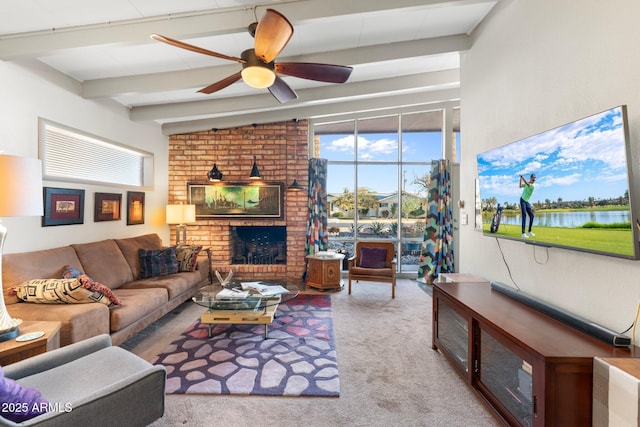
[0,60,169,253]
[459,0,640,336]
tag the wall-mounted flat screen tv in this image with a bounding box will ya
[477,105,640,259]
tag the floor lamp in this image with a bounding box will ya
[0,155,43,341]
[166,204,196,245]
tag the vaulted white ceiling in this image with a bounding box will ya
[0,0,498,134]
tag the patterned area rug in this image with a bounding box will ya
[153,294,339,397]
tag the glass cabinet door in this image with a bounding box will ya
[479,328,533,426]
[436,298,470,374]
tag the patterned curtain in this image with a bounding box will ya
[417,159,455,284]
[304,159,329,279]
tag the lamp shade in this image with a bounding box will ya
[0,155,43,217]
[166,204,196,224]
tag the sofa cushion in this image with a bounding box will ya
[359,247,388,269]
[72,240,134,289]
[350,266,394,277]
[176,245,202,272]
[0,367,48,423]
[120,271,202,300]
[7,303,109,347]
[114,234,164,279]
[139,247,178,279]
[2,246,83,305]
[12,278,120,306]
[109,288,168,332]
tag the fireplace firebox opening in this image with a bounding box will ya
[230,226,286,264]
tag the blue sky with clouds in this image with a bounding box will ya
[320,132,450,194]
[477,106,630,205]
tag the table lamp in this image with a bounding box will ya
[0,154,44,341]
[166,203,196,245]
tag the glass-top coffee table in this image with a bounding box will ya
[192,281,299,339]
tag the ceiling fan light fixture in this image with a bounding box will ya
[241,66,276,89]
[151,9,351,101]
[241,49,275,89]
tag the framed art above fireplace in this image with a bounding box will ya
[188,182,283,219]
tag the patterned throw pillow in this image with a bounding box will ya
[61,265,122,306]
[138,247,179,279]
[175,245,202,272]
[359,247,388,269]
[0,367,48,423]
[76,275,122,306]
[11,278,119,306]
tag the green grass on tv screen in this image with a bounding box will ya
[483,223,635,257]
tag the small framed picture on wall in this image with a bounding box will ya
[126,191,145,225]
[94,192,121,222]
[42,187,85,227]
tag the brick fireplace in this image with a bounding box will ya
[167,120,309,284]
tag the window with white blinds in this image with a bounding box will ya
[39,119,153,187]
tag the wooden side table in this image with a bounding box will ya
[0,320,61,366]
[306,254,344,291]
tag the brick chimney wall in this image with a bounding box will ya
[168,120,309,284]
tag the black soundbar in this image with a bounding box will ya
[490,281,631,348]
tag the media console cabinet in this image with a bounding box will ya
[432,280,634,426]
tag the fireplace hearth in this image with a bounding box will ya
[230,226,286,265]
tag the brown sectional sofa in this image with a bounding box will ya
[1,233,209,346]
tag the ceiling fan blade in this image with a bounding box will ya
[268,76,298,103]
[198,72,242,94]
[151,34,244,64]
[275,62,353,83]
[254,9,294,63]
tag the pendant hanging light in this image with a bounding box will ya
[287,135,306,192]
[287,178,305,191]
[207,137,224,182]
[249,155,261,180]
[207,163,223,182]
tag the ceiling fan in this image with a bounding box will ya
[151,8,353,103]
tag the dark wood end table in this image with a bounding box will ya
[0,320,61,366]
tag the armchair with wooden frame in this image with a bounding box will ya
[348,240,397,298]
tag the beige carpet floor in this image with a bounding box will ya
[122,279,501,427]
